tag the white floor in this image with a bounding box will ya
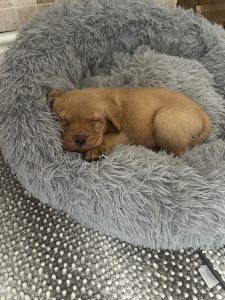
[0,31,17,61]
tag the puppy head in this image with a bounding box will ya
[49,89,122,152]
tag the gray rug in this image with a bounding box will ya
[1,151,225,300]
[1,0,225,249]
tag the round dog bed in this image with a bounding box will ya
[1,0,225,249]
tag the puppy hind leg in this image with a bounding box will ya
[153,112,189,155]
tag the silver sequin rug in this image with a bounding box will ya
[1,151,225,299]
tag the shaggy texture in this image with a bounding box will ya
[1,0,225,249]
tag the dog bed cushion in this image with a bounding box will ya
[1,0,225,249]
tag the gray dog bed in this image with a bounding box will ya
[1,0,225,250]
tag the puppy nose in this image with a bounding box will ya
[74,135,87,147]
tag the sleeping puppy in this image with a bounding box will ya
[49,87,211,161]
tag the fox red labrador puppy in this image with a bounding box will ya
[49,87,211,161]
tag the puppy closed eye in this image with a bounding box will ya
[57,113,69,126]
[90,114,103,124]
[58,118,69,126]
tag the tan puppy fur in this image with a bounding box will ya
[50,87,212,161]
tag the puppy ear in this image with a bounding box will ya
[106,96,123,133]
[48,90,64,99]
[48,90,64,110]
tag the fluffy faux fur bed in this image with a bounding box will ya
[1,0,225,249]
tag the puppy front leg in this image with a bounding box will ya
[100,132,129,154]
[85,132,128,161]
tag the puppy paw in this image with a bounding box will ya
[84,144,110,161]
[84,148,101,161]
[99,143,111,155]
